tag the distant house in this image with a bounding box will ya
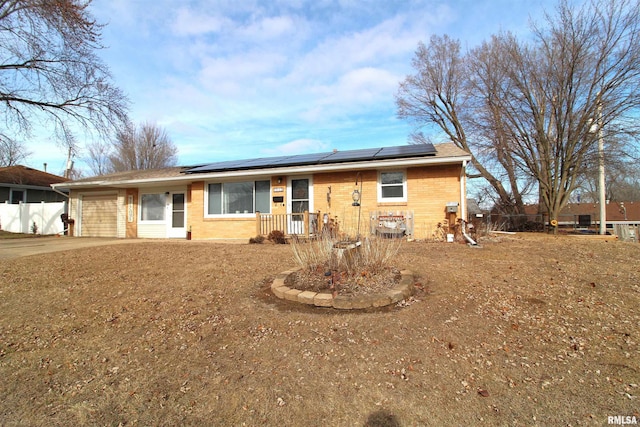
[519,201,640,228]
[52,143,472,240]
[556,201,640,228]
[466,198,484,220]
[0,165,69,204]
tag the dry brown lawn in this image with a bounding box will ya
[0,234,638,426]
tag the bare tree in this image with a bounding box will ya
[0,0,129,157]
[107,122,178,172]
[84,139,111,175]
[499,0,640,224]
[396,35,528,215]
[0,136,31,166]
[397,0,640,225]
[576,135,640,202]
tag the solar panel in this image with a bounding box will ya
[186,159,248,173]
[186,155,294,173]
[241,156,292,168]
[320,148,382,163]
[185,144,437,174]
[269,152,328,166]
[375,144,436,159]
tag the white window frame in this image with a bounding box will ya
[139,192,167,223]
[377,170,407,203]
[205,179,271,218]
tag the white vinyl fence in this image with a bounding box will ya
[0,201,67,235]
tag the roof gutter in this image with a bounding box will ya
[52,180,111,190]
[50,185,70,199]
[2,183,67,192]
[51,155,472,190]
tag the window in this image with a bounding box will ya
[141,193,165,221]
[379,171,407,202]
[291,178,309,214]
[207,180,270,215]
[10,189,25,204]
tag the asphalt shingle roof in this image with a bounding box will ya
[56,143,471,188]
[0,165,69,187]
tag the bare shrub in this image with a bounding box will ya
[290,234,334,272]
[290,234,402,277]
[267,230,286,244]
[432,222,447,242]
[248,235,265,244]
[358,236,403,275]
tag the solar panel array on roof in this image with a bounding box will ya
[376,145,436,158]
[185,144,436,174]
[271,152,330,166]
[322,148,382,163]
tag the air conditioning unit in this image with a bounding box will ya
[446,202,459,213]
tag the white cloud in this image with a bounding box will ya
[20,0,561,173]
[151,78,223,117]
[298,67,399,122]
[91,0,139,28]
[171,8,231,36]
[197,50,289,96]
[237,15,298,40]
[332,67,399,103]
[283,12,424,88]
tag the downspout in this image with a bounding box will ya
[50,185,70,235]
[461,219,477,246]
[460,160,467,222]
[460,160,477,246]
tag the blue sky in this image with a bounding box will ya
[27,0,557,175]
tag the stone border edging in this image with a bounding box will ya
[271,268,415,310]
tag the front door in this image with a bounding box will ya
[287,177,312,235]
[167,192,186,238]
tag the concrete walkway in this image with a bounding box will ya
[0,236,136,260]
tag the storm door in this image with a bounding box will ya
[167,192,186,238]
[287,177,312,235]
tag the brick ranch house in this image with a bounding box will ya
[52,143,472,240]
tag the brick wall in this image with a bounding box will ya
[189,180,259,240]
[312,165,461,239]
[186,163,462,240]
[407,164,462,239]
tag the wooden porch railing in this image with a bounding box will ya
[256,211,320,238]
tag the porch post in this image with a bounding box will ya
[303,210,309,238]
[255,211,261,236]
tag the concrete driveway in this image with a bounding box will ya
[0,236,136,260]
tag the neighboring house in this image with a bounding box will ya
[0,165,69,203]
[555,201,640,228]
[516,201,640,228]
[466,198,485,221]
[52,143,472,240]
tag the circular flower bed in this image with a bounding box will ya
[271,268,415,310]
[289,266,401,296]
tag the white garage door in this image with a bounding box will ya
[81,194,117,237]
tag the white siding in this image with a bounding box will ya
[137,223,167,238]
[137,186,187,239]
